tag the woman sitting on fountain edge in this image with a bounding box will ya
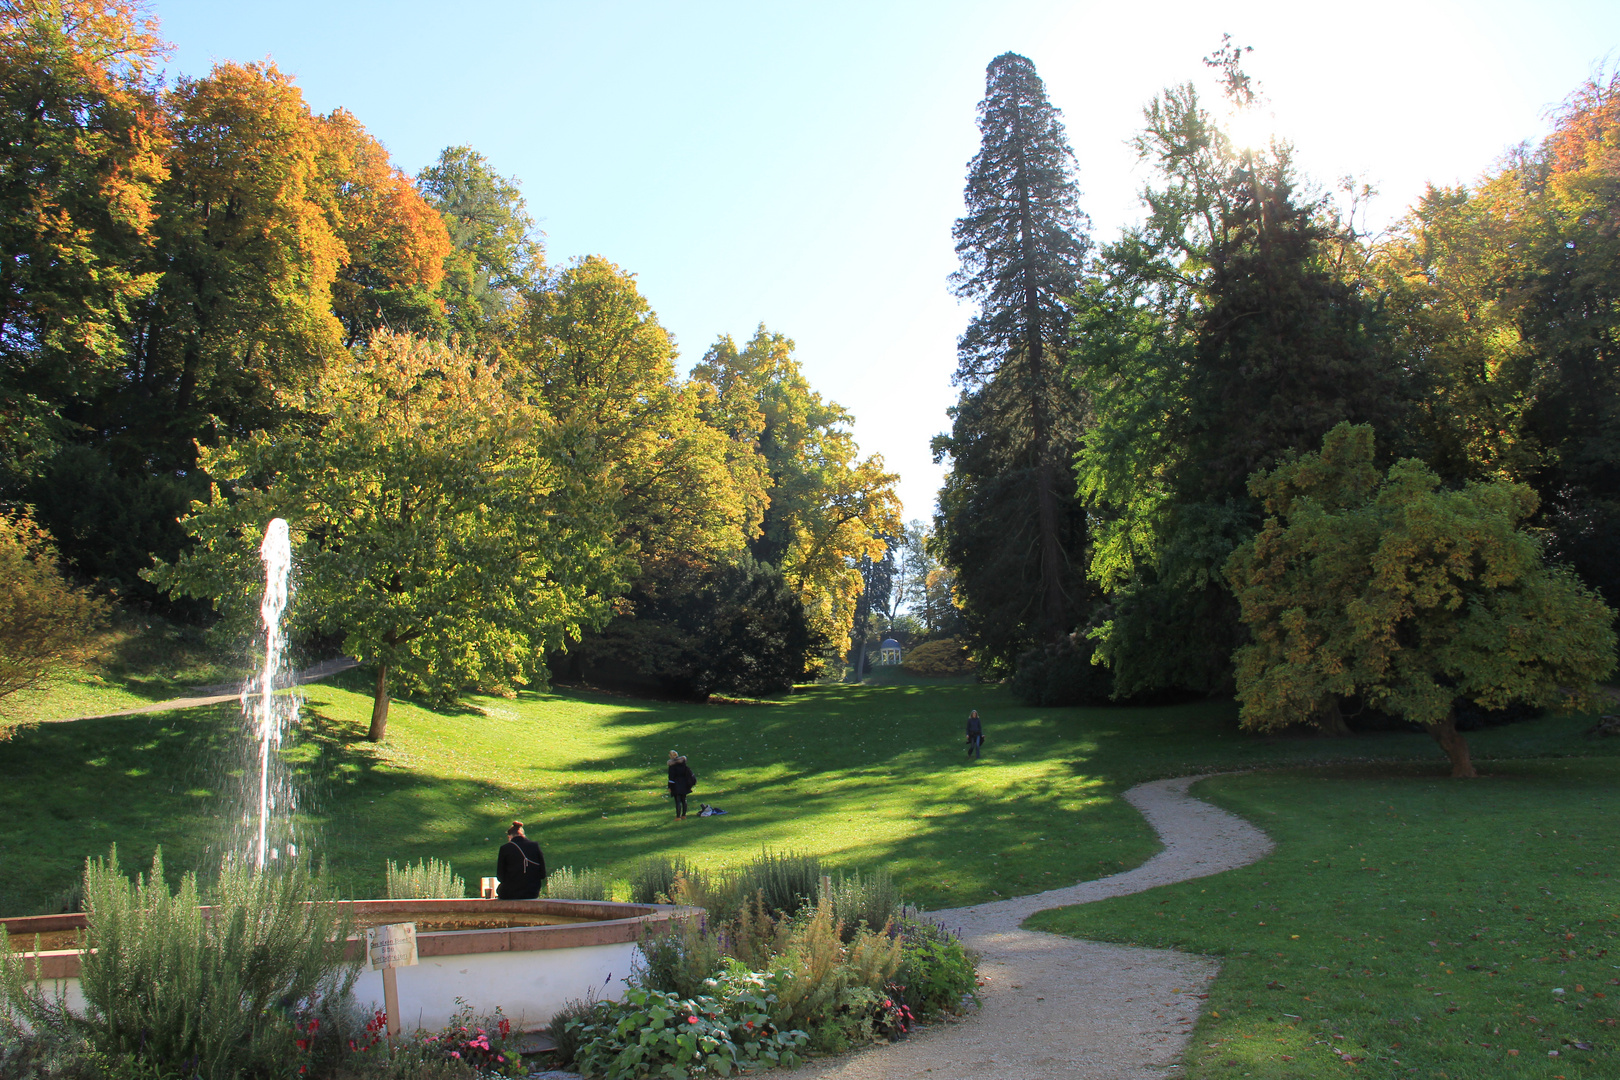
[495,821,547,899]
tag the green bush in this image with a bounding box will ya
[825,868,903,941]
[759,899,901,1053]
[75,847,354,1080]
[893,918,979,1018]
[628,855,695,904]
[733,851,821,918]
[634,916,724,1000]
[541,866,611,902]
[384,858,466,900]
[544,990,611,1072]
[1012,632,1113,706]
[899,638,974,677]
[570,985,806,1079]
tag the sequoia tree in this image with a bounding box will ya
[935,52,1091,669]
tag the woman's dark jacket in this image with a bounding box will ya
[667,761,696,797]
[496,835,546,899]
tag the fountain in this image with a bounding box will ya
[248,517,297,870]
[4,520,683,1031]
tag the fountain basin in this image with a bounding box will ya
[4,898,688,1032]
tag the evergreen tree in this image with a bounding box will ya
[936,52,1092,668]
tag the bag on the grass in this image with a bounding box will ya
[698,803,727,817]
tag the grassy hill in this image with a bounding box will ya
[2,670,1615,918]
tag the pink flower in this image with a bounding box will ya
[450,1051,461,1059]
[688,1016,699,1024]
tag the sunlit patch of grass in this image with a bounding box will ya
[1028,761,1620,1079]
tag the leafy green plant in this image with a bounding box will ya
[384,858,466,899]
[544,989,611,1071]
[760,898,902,1052]
[419,1000,520,1076]
[74,847,355,1080]
[541,865,610,902]
[892,918,979,1018]
[634,913,724,1000]
[570,985,806,1078]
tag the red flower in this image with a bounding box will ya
[688,1016,699,1024]
[745,1021,755,1029]
[295,1040,308,1051]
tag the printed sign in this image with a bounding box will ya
[366,922,419,970]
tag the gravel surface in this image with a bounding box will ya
[791,775,1274,1080]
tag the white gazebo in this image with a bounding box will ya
[878,638,903,665]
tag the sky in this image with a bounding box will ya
[148,0,1620,524]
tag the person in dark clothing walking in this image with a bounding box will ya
[966,710,984,759]
[667,751,696,820]
[495,821,546,899]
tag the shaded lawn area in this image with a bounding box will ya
[1027,761,1620,1079]
[2,674,1613,927]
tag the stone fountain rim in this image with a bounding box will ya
[5,897,693,981]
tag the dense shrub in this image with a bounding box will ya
[0,508,108,734]
[758,899,902,1053]
[384,858,466,899]
[733,851,822,918]
[0,848,357,1080]
[634,913,724,1000]
[629,855,696,905]
[568,984,807,1079]
[824,868,903,941]
[1011,631,1113,706]
[892,918,979,1018]
[900,638,974,677]
[544,990,611,1072]
[541,866,610,902]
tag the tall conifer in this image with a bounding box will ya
[936,52,1090,663]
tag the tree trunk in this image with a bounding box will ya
[1314,698,1353,738]
[849,640,868,683]
[1425,712,1478,778]
[369,664,390,743]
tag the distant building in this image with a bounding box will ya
[878,638,903,665]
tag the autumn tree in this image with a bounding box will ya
[0,508,107,737]
[152,331,627,741]
[315,108,450,346]
[0,0,167,475]
[936,52,1091,669]
[1375,70,1620,610]
[1225,423,1616,777]
[693,327,900,666]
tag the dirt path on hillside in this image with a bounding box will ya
[792,775,1274,1080]
[47,656,359,722]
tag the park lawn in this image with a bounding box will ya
[1,670,1613,920]
[2,612,244,724]
[1027,761,1620,1080]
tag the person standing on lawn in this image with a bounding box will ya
[966,710,984,759]
[495,821,546,899]
[667,751,697,820]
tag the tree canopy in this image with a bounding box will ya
[152,332,628,740]
[1225,423,1616,776]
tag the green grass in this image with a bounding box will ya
[2,666,1613,920]
[1027,763,1620,1079]
[4,611,244,723]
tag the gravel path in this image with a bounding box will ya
[792,775,1274,1080]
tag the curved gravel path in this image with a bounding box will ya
[794,775,1274,1080]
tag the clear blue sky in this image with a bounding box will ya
[149,0,1619,523]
